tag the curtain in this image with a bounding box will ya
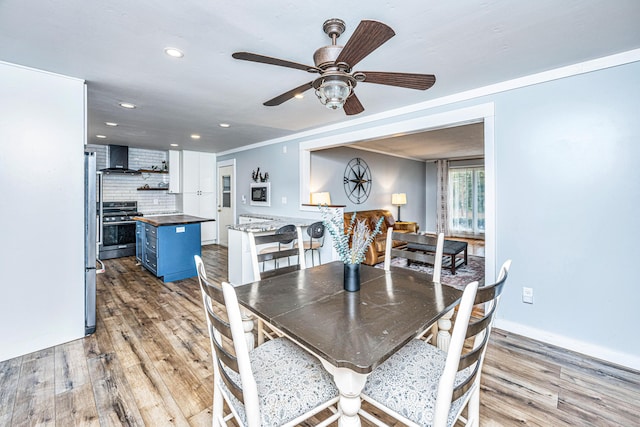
[436,159,449,236]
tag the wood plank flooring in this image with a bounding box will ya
[1,245,639,426]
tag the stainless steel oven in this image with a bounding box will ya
[99,201,142,259]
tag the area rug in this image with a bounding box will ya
[375,255,485,289]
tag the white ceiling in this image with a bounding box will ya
[1,0,639,155]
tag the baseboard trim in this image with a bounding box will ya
[494,319,640,372]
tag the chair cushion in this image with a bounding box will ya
[362,339,472,427]
[221,338,338,426]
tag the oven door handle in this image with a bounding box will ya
[103,221,136,226]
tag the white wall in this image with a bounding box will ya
[310,146,426,221]
[219,56,640,369]
[0,62,86,361]
[491,62,640,366]
[224,142,301,218]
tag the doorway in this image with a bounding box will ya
[217,160,236,246]
[299,103,496,282]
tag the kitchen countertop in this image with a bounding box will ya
[133,214,215,227]
[230,214,318,232]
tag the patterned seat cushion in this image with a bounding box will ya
[221,337,338,426]
[363,339,472,427]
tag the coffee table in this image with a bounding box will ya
[405,236,468,274]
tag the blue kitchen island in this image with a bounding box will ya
[134,214,214,282]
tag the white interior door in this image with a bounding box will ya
[217,163,235,246]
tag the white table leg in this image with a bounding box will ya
[437,308,454,351]
[320,360,367,427]
[239,307,255,350]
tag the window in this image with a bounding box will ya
[222,175,231,208]
[449,166,484,236]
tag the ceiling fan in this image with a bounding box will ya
[232,18,436,115]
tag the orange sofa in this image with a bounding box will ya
[343,209,419,266]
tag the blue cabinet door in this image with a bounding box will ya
[157,223,201,282]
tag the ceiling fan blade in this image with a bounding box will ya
[232,52,321,73]
[335,20,395,68]
[343,93,364,116]
[358,71,436,90]
[263,81,314,106]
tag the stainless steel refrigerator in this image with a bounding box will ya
[84,151,101,335]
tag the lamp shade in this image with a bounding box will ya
[391,193,407,206]
[311,192,332,205]
[316,78,351,110]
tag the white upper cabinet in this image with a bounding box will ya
[181,150,217,244]
[182,151,216,194]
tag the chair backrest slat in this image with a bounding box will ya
[256,247,301,264]
[451,362,480,401]
[384,229,445,282]
[209,323,239,372]
[252,230,298,246]
[389,247,436,265]
[216,356,245,403]
[457,332,488,371]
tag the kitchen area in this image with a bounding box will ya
[87,144,216,283]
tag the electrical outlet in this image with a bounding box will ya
[153,198,159,205]
[522,287,534,304]
[281,196,287,204]
[282,145,287,154]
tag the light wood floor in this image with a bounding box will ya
[1,245,639,426]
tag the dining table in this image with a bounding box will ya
[234,260,463,427]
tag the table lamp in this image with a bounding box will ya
[391,193,407,221]
[311,192,332,206]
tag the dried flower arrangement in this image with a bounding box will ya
[319,206,384,264]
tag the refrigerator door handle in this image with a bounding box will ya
[97,171,103,246]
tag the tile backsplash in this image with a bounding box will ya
[87,144,180,214]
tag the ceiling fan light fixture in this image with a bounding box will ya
[316,77,351,110]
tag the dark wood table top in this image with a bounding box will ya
[133,214,215,227]
[234,261,462,374]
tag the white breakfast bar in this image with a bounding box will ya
[227,213,335,286]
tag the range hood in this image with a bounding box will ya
[100,145,140,175]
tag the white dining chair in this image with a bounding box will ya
[248,226,306,345]
[196,270,340,426]
[248,225,305,280]
[359,259,511,427]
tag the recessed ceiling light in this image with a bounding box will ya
[294,93,304,99]
[170,143,179,147]
[219,123,230,128]
[105,122,118,127]
[96,134,107,139]
[118,102,136,109]
[191,134,201,140]
[164,47,184,58]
